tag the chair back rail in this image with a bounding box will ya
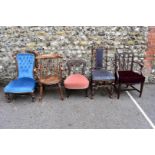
[114,48,145,99]
[66,59,86,75]
[91,46,109,70]
[115,49,134,71]
[36,53,63,80]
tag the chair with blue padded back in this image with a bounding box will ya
[91,46,115,99]
[4,51,37,102]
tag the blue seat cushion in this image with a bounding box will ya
[4,78,36,93]
[92,69,115,81]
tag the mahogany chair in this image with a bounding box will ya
[36,53,64,101]
[4,50,37,102]
[91,46,115,99]
[64,59,89,97]
[115,49,145,99]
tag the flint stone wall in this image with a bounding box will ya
[0,26,148,85]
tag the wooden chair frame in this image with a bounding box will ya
[91,46,115,99]
[36,53,64,101]
[115,49,145,99]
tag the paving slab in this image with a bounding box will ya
[129,84,155,126]
[0,86,152,129]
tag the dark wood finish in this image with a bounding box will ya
[91,46,115,99]
[115,49,145,99]
[36,53,64,101]
[5,92,36,103]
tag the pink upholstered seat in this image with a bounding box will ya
[64,74,89,89]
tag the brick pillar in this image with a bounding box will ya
[144,27,155,80]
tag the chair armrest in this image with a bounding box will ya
[133,61,144,68]
[133,61,144,74]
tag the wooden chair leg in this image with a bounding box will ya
[85,88,88,97]
[39,84,43,101]
[31,92,35,102]
[126,84,129,88]
[58,83,64,100]
[5,93,11,103]
[117,83,121,99]
[65,88,70,98]
[110,83,114,98]
[91,82,95,99]
[139,81,144,97]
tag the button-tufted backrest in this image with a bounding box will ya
[16,53,35,79]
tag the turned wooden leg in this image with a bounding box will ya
[139,81,144,97]
[39,84,43,101]
[85,88,88,97]
[58,83,64,100]
[65,88,70,98]
[109,83,114,98]
[31,92,35,102]
[117,83,121,99]
[5,93,11,103]
[91,82,95,99]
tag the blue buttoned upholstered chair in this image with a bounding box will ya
[4,51,37,102]
[91,47,115,99]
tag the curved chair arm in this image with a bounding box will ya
[133,61,144,68]
[133,61,144,74]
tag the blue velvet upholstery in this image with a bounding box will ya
[17,53,35,79]
[4,53,36,94]
[92,69,115,81]
[4,78,36,93]
[95,48,104,68]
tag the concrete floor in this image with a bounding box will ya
[0,85,154,129]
